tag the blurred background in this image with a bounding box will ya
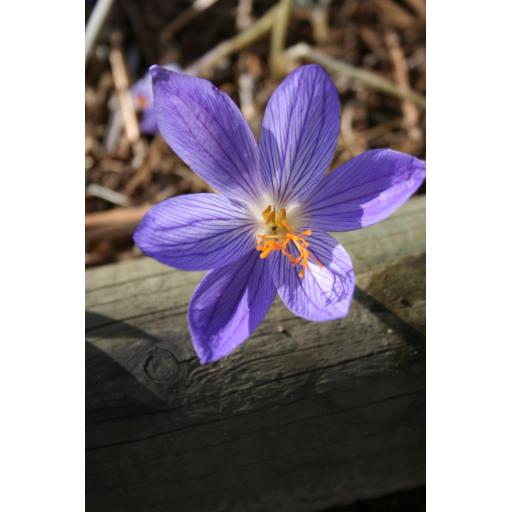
[85,0,425,267]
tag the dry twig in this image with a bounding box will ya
[376,0,417,29]
[404,0,426,22]
[160,0,219,43]
[285,42,426,107]
[236,0,254,31]
[103,103,124,154]
[109,44,141,146]
[85,0,115,62]
[385,30,422,143]
[124,136,167,197]
[86,184,130,207]
[310,0,333,44]
[186,4,280,77]
[86,205,150,244]
[269,0,294,77]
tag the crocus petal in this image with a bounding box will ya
[259,64,340,205]
[304,149,426,232]
[272,229,355,321]
[131,74,157,133]
[189,251,276,364]
[130,72,153,107]
[151,65,261,203]
[133,193,256,271]
[131,65,181,134]
[139,108,158,134]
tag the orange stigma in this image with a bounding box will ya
[256,206,323,278]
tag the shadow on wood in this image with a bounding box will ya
[85,197,426,512]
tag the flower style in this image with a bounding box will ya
[134,64,426,364]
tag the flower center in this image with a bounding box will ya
[256,205,323,278]
[135,94,149,109]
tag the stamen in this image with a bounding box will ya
[256,206,323,278]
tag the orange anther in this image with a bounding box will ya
[256,205,322,278]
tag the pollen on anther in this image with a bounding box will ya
[256,205,322,278]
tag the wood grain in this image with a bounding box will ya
[86,196,425,512]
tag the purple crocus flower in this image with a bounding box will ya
[134,64,426,364]
[130,64,180,134]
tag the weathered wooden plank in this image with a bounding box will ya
[86,196,425,512]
